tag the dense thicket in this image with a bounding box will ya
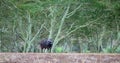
[0,0,120,53]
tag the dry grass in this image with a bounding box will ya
[0,53,120,63]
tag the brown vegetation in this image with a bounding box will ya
[0,53,120,63]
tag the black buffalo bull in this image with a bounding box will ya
[40,39,53,50]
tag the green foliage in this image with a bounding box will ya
[0,0,120,53]
[55,47,63,53]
